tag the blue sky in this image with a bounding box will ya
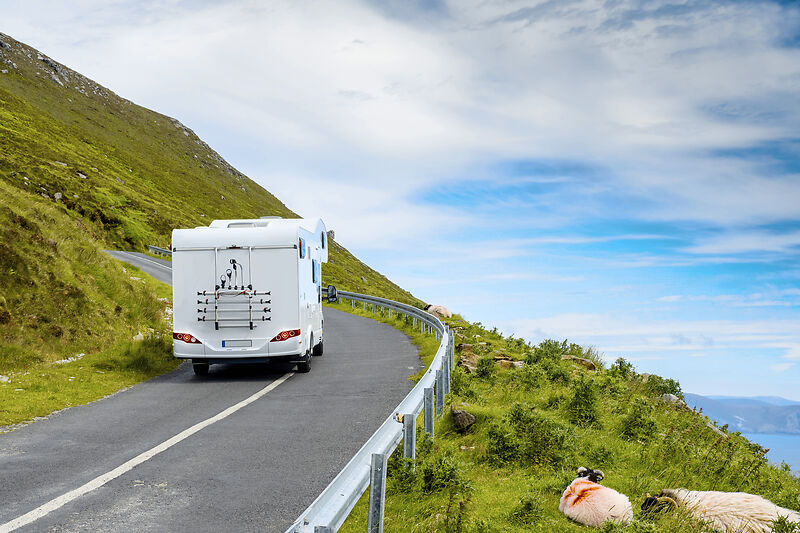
[4,0,800,398]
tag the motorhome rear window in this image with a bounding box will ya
[299,238,306,258]
[321,232,326,248]
[312,260,317,283]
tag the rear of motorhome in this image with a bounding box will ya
[171,217,330,375]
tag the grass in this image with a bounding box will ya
[334,316,800,532]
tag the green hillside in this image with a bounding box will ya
[0,32,419,426]
[327,304,800,532]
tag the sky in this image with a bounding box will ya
[3,0,800,399]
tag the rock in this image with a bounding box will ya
[115,177,125,184]
[327,230,335,241]
[220,195,225,200]
[0,375,9,383]
[457,351,479,373]
[1,69,7,74]
[54,192,62,200]
[561,354,597,371]
[660,393,681,404]
[360,276,368,283]
[73,194,79,199]
[77,172,87,179]
[497,359,515,370]
[451,407,476,433]
[706,421,727,437]
[133,332,144,341]
[55,161,67,166]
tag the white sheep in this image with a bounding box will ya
[559,467,633,527]
[642,489,800,533]
[424,304,452,318]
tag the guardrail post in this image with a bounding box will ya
[352,299,355,308]
[424,387,434,438]
[412,317,417,328]
[403,414,415,464]
[443,354,451,395]
[435,369,444,416]
[363,301,367,311]
[367,453,387,533]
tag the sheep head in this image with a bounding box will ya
[641,492,678,517]
[576,466,604,483]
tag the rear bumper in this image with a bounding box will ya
[173,338,304,359]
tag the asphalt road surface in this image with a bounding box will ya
[0,252,423,532]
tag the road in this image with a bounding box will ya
[0,252,423,532]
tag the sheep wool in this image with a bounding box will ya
[424,304,452,318]
[559,477,633,527]
[658,489,800,533]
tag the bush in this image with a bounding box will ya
[644,374,682,398]
[566,375,601,427]
[526,339,566,365]
[620,398,658,442]
[486,421,519,466]
[509,493,545,524]
[513,363,545,390]
[609,358,635,380]
[450,367,477,400]
[540,359,571,384]
[475,355,496,381]
[421,452,469,494]
[505,403,572,466]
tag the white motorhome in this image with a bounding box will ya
[171,217,332,375]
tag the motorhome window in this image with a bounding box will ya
[312,260,317,283]
[299,238,305,258]
[321,232,325,248]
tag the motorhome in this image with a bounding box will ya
[171,217,331,375]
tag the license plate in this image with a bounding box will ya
[222,340,252,348]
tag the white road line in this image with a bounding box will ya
[0,373,293,533]
[116,251,172,271]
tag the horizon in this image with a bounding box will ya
[3,0,799,399]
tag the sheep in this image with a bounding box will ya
[424,304,452,318]
[559,467,633,527]
[642,489,800,533]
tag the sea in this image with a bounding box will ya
[743,433,800,477]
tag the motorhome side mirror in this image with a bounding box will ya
[325,285,338,303]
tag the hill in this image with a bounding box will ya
[0,31,418,367]
[0,31,419,426]
[685,393,800,435]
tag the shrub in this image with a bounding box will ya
[509,493,545,525]
[566,375,601,427]
[513,363,545,390]
[526,339,566,365]
[450,367,477,400]
[505,403,572,466]
[421,452,469,494]
[486,421,519,466]
[475,355,496,380]
[644,374,682,398]
[540,359,571,384]
[620,398,658,442]
[609,357,635,380]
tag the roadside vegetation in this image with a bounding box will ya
[329,310,800,532]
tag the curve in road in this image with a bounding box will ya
[0,252,423,532]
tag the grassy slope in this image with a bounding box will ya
[0,32,418,426]
[328,309,800,532]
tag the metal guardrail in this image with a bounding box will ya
[147,245,172,257]
[286,289,455,533]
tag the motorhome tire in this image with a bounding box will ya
[192,360,209,376]
[296,360,311,373]
[313,341,323,357]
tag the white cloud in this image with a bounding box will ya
[683,230,800,255]
[770,363,794,373]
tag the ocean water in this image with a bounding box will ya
[743,433,800,477]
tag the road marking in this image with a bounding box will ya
[0,372,293,533]
[115,251,172,271]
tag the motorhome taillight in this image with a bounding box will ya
[173,332,202,344]
[270,329,301,342]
